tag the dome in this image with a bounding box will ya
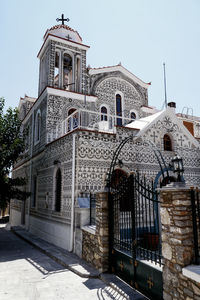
[43,24,82,43]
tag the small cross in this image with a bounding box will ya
[66,34,72,40]
[178,135,184,147]
[56,14,70,25]
[150,131,158,143]
[147,277,154,289]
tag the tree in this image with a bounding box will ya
[0,97,30,213]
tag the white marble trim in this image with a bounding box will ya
[81,225,96,235]
[182,265,200,283]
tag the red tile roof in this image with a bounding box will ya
[43,24,82,41]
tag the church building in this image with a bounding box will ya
[10,17,200,256]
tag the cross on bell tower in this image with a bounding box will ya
[56,14,70,25]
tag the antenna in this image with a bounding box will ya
[163,63,167,108]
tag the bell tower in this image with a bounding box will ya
[37,15,89,96]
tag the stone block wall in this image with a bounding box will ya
[160,187,200,300]
[82,192,109,273]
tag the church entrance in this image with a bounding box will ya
[109,173,163,300]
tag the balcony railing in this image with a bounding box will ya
[47,109,136,143]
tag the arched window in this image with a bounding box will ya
[55,168,62,212]
[54,51,60,88]
[35,110,41,143]
[130,112,136,120]
[39,54,48,93]
[68,108,76,116]
[101,106,108,121]
[163,134,172,151]
[116,94,122,126]
[63,53,73,90]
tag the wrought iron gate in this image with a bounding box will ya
[109,173,163,300]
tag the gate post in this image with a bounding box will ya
[95,192,109,272]
[82,192,109,272]
[160,186,197,300]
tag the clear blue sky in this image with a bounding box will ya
[1,0,200,115]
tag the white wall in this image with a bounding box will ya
[10,209,22,226]
[29,216,71,250]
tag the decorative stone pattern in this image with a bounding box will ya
[32,97,47,156]
[82,192,109,272]
[76,127,200,194]
[90,71,148,108]
[19,100,34,121]
[93,76,146,118]
[46,94,93,140]
[160,187,200,300]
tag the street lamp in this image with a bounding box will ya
[171,155,184,182]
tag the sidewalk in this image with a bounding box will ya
[11,226,148,300]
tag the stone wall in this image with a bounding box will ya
[160,187,200,300]
[82,192,109,272]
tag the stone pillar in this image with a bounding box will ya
[95,192,109,272]
[160,187,196,300]
[82,192,109,272]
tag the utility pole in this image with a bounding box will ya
[163,62,167,108]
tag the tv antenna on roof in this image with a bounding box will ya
[163,62,167,108]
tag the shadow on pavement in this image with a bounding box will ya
[0,227,67,276]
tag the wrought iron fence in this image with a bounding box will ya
[110,173,162,266]
[191,188,200,264]
[90,193,96,226]
[134,174,162,266]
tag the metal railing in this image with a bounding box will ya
[191,188,200,264]
[47,109,139,143]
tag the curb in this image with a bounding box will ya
[11,227,148,300]
[12,228,100,279]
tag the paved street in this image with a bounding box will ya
[0,225,127,300]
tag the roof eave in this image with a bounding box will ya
[37,34,90,58]
[89,65,150,89]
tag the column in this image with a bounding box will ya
[160,187,197,300]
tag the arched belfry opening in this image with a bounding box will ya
[54,51,60,88]
[75,56,81,92]
[63,53,73,91]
